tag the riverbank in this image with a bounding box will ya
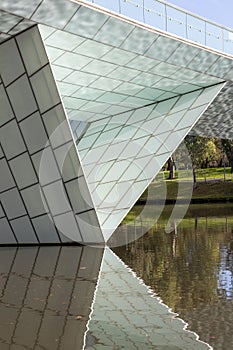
[137,179,233,204]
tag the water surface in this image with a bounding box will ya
[1,203,232,349]
[114,203,233,350]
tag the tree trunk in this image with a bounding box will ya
[231,160,233,174]
[168,157,175,179]
[193,167,197,186]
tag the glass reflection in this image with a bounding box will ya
[144,0,166,31]
[120,0,144,23]
[88,0,233,56]
[206,23,223,52]
[187,15,206,45]
[95,0,120,13]
[114,203,233,350]
[0,243,212,349]
[166,6,186,38]
[0,246,103,349]
[85,248,211,350]
[224,29,233,55]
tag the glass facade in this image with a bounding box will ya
[85,0,233,55]
[0,26,104,244]
[0,0,232,244]
[77,85,224,239]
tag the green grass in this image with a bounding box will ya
[138,168,233,202]
[122,168,233,226]
[122,203,233,225]
[166,180,233,200]
[162,167,233,181]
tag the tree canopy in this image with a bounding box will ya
[168,135,233,171]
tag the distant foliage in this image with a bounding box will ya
[165,136,233,181]
[167,136,233,170]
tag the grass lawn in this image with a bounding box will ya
[163,167,233,181]
[191,181,233,199]
[138,168,233,202]
[123,168,233,225]
[122,202,233,225]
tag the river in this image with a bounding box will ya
[114,203,233,350]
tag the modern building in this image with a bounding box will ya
[0,0,233,245]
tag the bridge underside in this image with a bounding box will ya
[0,0,233,245]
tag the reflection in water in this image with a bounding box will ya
[218,243,233,299]
[2,205,232,349]
[0,243,212,349]
[114,204,233,350]
[0,246,103,349]
[85,248,211,350]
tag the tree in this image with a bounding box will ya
[184,136,218,183]
[221,139,233,173]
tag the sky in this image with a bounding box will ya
[166,0,233,28]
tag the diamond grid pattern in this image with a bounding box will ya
[0,0,233,57]
[0,246,103,349]
[0,1,232,244]
[0,26,104,245]
[86,247,211,349]
[191,82,233,139]
[77,84,224,239]
[40,24,225,123]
